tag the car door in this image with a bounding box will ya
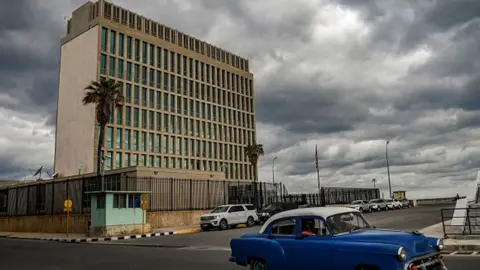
[291,216,336,269]
[264,217,298,269]
[228,205,243,224]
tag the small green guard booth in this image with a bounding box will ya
[87,190,151,237]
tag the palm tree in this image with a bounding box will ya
[244,143,264,207]
[372,178,377,188]
[244,143,265,181]
[82,78,124,188]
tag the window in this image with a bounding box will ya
[113,194,127,208]
[300,218,330,236]
[326,212,372,235]
[126,36,132,58]
[100,54,107,74]
[118,33,124,56]
[271,219,296,235]
[115,128,122,148]
[101,27,108,52]
[110,30,116,54]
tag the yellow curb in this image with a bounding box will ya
[237,224,247,228]
[174,228,202,235]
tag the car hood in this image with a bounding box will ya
[200,213,220,218]
[336,229,432,255]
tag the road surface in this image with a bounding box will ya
[0,238,478,270]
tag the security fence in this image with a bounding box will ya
[0,175,380,216]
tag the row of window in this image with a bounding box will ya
[100,27,252,96]
[98,62,255,115]
[94,2,249,71]
[109,109,255,146]
[103,151,254,180]
[105,127,251,162]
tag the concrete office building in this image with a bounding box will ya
[54,0,256,181]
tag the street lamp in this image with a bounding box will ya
[272,157,278,203]
[386,140,392,199]
[272,157,278,184]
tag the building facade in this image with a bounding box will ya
[54,0,256,181]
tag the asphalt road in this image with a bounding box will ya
[0,238,478,270]
[100,204,453,249]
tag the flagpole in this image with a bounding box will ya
[315,144,321,204]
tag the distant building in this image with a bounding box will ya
[54,0,257,181]
[392,190,406,199]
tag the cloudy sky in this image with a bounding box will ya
[1,0,480,199]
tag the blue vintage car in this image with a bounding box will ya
[229,207,446,270]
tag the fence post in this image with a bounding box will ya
[223,180,226,205]
[207,180,210,209]
[466,208,472,235]
[26,185,30,215]
[51,183,54,215]
[80,178,85,214]
[170,178,174,211]
[441,209,447,239]
[189,179,193,209]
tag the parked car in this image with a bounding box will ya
[199,204,258,231]
[347,200,371,212]
[257,202,298,223]
[385,199,395,210]
[229,207,446,270]
[402,198,411,208]
[369,198,387,211]
[393,199,403,209]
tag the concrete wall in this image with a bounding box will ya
[0,215,89,234]
[147,210,208,229]
[414,197,456,206]
[54,24,99,177]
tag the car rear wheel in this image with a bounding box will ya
[219,219,228,230]
[246,216,255,227]
[250,259,267,270]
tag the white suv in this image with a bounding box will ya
[200,204,259,231]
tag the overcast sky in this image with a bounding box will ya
[1,0,480,199]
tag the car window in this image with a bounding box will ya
[244,205,255,210]
[229,206,244,212]
[271,219,296,235]
[327,212,372,235]
[301,218,330,236]
[211,206,229,213]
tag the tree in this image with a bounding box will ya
[244,143,264,207]
[244,143,265,181]
[82,79,124,189]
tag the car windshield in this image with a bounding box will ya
[351,201,362,205]
[262,204,279,211]
[326,212,373,235]
[211,206,229,213]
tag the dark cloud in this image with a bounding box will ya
[2,0,480,198]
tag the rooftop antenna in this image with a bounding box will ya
[31,165,44,181]
[46,170,59,179]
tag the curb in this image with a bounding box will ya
[443,244,480,252]
[4,229,200,243]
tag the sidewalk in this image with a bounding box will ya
[0,224,203,243]
[420,221,480,252]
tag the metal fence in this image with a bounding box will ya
[0,175,284,216]
[440,207,480,238]
[280,187,380,206]
[0,174,380,216]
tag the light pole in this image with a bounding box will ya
[272,157,278,202]
[272,157,278,184]
[372,178,377,189]
[386,140,392,199]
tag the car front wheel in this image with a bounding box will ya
[246,216,255,227]
[250,259,267,270]
[219,219,228,230]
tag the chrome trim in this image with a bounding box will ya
[403,252,443,270]
[397,247,406,261]
[436,239,444,251]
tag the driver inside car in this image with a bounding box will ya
[301,219,316,235]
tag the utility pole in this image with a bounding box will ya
[386,141,392,199]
